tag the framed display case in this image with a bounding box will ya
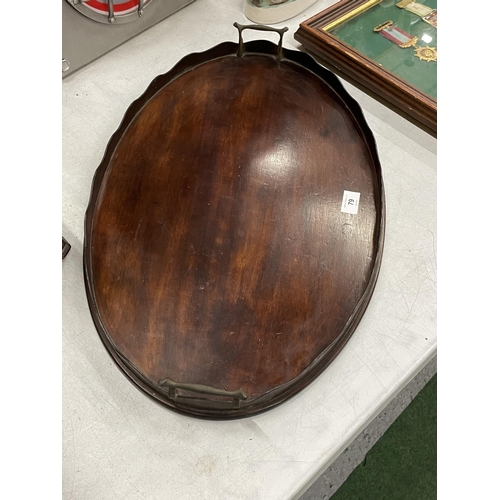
[295,0,437,134]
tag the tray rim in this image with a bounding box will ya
[83,37,386,419]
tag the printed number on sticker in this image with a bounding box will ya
[341,190,360,215]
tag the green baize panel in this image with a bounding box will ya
[328,0,437,99]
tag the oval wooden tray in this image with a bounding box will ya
[84,24,385,419]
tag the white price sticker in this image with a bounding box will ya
[341,190,360,214]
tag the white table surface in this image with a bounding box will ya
[62,1,437,499]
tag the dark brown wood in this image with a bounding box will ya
[84,36,385,418]
[62,237,71,259]
[294,0,437,135]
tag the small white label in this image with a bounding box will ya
[341,190,360,214]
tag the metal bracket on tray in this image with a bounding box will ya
[233,22,289,60]
[158,377,248,408]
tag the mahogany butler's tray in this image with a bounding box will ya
[84,23,385,419]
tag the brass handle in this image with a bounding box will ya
[233,22,289,60]
[158,377,247,408]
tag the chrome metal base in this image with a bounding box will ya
[62,0,196,78]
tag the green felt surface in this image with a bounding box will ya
[327,0,437,99]
[331,374,437,500]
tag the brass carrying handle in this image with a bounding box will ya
[158,377,248,408]
[233,22,289,60]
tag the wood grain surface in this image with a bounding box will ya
[84,42,385,418]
